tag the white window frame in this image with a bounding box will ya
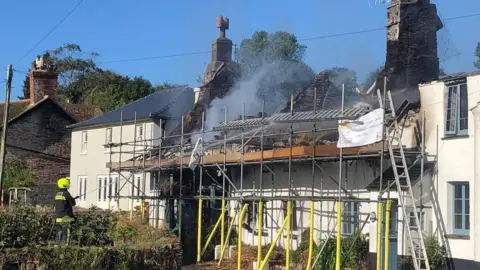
[445,83,468,136]
[78,176,87,201]
[81,131,88,153]
[136,124,143,142]
[105,128,112,144]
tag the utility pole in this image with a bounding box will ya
[0,64,13,203]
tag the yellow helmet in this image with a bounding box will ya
[57,177,71,189]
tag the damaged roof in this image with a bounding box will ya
[67,86,194,129]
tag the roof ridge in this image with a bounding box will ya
[112,85,189,113]
[152,87,192,116]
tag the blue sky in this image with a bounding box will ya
[0,0,479,101]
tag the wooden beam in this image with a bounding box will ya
[106,142,384,170]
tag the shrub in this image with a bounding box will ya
[400,236,447,270]
[0,205,181,269]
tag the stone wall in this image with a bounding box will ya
[378,0,443,91]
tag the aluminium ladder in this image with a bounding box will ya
[378,90,430,270]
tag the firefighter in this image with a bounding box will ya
[54,177,78,244]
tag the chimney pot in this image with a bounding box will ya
[29,57,59,105]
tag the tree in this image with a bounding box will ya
[324,67,358,95]
[20,43,98,102]
[2,158,36,192]
[236,31,307,76]
[439,67,447,76]
[235,31,314,112]
[475,42,480,69]
[362,66,384,92]
[20,43,173,112]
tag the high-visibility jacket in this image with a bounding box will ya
[54,188,76,223]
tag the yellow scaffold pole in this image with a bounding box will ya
[129,198,134,220]
[237,203,249,270]
[197,199,203,263]
[257,201,264,265]
[201,207,226,256]
[376,201,384,270]
[140,199,145,222]
[305,201,314,270]
[221,199,226,248]
[335,201,342,270]
[258,210,290,270]
[286,200,292,270]
[384,200,392,270]
[218,209,238,266]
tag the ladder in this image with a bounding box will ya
[378,90,430,270]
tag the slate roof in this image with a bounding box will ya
[67,86,194,129]
[0,98,101,127]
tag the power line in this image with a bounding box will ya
[97,12,480,64]
[15,0,85,65]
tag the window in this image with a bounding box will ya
[81,131,88,153]
[113,176,119,202]
[409,211,425,231]
[78,177,87,201]
[105,128,112,144]
[452,183,470,235]
[97,178,102,201]
[342,202,358,235]
[136,124,143,142]
[282,201,298,230]
[136,176,141,202]
[445,83,468,136]
[98,176,117,202]
[103,177,107,201]
[150,172,159,191]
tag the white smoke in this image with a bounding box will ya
[200,60,314,141]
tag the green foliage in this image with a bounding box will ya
[236,31,307,73]
[312,234,369,270]
[362,66,383,91]
[0,206,180,269]
[324,67,359,94]
[2,158,36,192]
[400,236,447,270]
[20,43,172,112]
[475,42,480,69]
[234,30,315,113]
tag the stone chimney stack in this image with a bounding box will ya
[379,0,443,91]
[29,56,59,105]
[211,16,233,62]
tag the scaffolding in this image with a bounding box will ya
[100,78,437,270]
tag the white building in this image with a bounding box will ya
[67,86,194,211]
[68,70,480,269]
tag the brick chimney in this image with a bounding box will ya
[211,16,233,62]
[29,56,59,105]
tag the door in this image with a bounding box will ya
[381,200,398,269]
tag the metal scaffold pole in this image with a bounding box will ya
[335,84,345,270]
[257,101,265,266]
[197,111,205,264]
[305,88,317,270]
[221,107,227,249]
[117,110,124,213]
[179,116,184,242]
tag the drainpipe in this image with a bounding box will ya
[471,101,480,262]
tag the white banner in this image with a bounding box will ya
[337,108,384,148]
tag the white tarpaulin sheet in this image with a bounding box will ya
[337,108,384,148]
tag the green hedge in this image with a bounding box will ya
[0,206,182,270]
